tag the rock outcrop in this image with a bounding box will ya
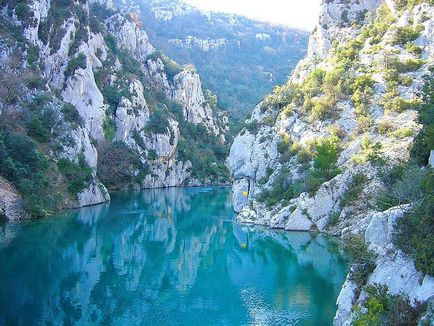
[0,178,28,221]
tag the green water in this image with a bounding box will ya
[0,187,348,325]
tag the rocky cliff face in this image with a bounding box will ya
[228,0,434,323]
[0,0,229,220]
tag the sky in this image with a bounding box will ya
[183,0,321,31]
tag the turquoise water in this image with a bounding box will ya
[0,187,348,325]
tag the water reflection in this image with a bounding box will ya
[0,187,348,325]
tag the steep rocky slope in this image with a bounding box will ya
[228,0,434,324]
[113,0,309,124]
[0,0,229,220]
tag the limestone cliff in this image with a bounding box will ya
[228,0,434,323]
[0,0,229,220]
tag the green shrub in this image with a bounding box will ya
[391,58,425,73]
[354,135,383,165]
[392,25,423,45]
[310,97,336,121]
[344,234,377,287]
[0,127,53,217]
[256,167,303,207]
[57,156,92,195]
[145,107,170,135]
[243,120,259,134]
[26,116,50,143]
[26,45,39,65]
[312,140,340,175]
[97,142,147,190]
[263,83,301,108]
[393,169,434,275]
[384,97,420,113]
[103,117,116,141]
[411,68,434,165]
[15,3,34,27]
[353,284,426,326]
[405,43,423,55]
[146,51,182,81]
[64,54,87,79]
[389,127,414,138]
[61,103,83,126]
[340,174,367,207]
[376,163,426,211]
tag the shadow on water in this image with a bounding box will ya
[0,187,348,326]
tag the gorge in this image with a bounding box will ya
[0,0,433,325]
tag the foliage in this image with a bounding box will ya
[344,234,377,287]
[411,68,434,165]
[15,2,34,27]
[384,97,420,113]
[393,169,434,275]
[376,162,426,211]
[243,120,259,134]
[57,156,93,195]
[64,54,87,79]
[391,58,425,73]
[353,284,426,326]
[340,174,367,207]
[0,124,55,217]
[392,25,424,46]
[354,136,383,165]
[177,123,229,182]
[145,107,170,135]
[146,50,182,82]
[61,103,83,127]
[306,138,341,193]
[26,45,39,65]
[97,142,147,190]
[256,167,303,207]
[103,117,116,142]
[359,4,395,45]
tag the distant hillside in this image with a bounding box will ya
[115,0,309,126]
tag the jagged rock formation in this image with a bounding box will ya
[228,0,434,323]
[0,0,229,220]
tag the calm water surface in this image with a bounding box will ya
[0,187,348,325]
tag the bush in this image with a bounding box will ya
[26,116,50,143]
[344,234,377,287]
[61,103,83,127]
[392,25,423,45]
[146,51,182,82]
[145,107,170,135]
[391,58,425,73]
[243,120,259,134]
[27,45,39,65]
[256,167,303,207]
[393,169,433,275]
[354,136,383,165]
[64,54,87,79]
[311,139,340,179]
[0,127,53,217]
[310,97,336,121]
[57,156,93,195]
[97,142,146,190]
[376,163,426,211]
[405,43,423,55]
[411,68,434,165]
[15,3,34,27]
[103,117,116,141]
[353,284,426,326]
[340,173,367,207]
[384,97,420,113]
